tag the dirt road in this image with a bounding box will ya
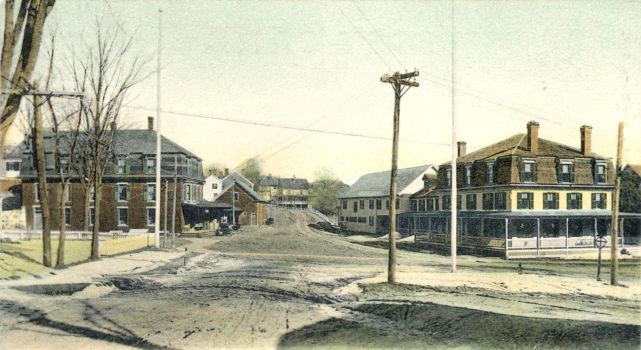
[0,208,639,349]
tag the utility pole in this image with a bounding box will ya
[154,8,163,248]
[163,179,168,248]
[611,122,624,286]
[172,173,177,248]
[380,71,419,284]
[232,178,236,225]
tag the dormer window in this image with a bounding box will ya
[116,157,127,174]
[445,168,451,186]
[145,157,156,174]
[594,162,607,184]
[520,159,536,183]
[464,165,472,186]
[486,162,495,184]
[558,160,573,183]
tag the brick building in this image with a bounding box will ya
[20,118,206,233]
[400,121,641,258]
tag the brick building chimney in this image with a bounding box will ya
[457,141,466,157]
[148,116,154,130]
[526,121,539,154]
[580,125,592,156]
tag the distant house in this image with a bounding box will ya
[337,165,437,234]
[401,121,641,257]
[1,144,23,211]
[203,173,223,201]
[257,175,310,209]
[214,171,267,225]
[20,117,208,233]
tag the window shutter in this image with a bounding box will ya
[114,186,118,201]
[569,165,575,183]
[555,194,559,209]
[518,161,524,182]
[532,162,537,182]
[578,194,582,209]
[126,186,130,200]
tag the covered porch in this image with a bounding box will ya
[182,201,242,233]
[400,210,641,258]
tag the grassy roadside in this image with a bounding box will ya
[0,236,155,279]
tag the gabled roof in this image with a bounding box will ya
[339,165,432,199]
[221,171,254,190]
[442,134,609,166]
[626,164,641,177]
[257,175,309,189]
[214,179,266,203]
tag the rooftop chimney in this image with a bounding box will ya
[148,116,154,130]
[580,125,592,157]
[208,168,214,176]
[527,121,539,154]
[457,141,466,157]
[422,174,430,189]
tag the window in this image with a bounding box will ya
[558,161,573,183]
[482,193,495,210]
[359,200,364,210]
[395,198,400,210]
[59,158,68,174]
[466,194,476,210]
[212,183,218,189]
[465,165,472,185]
[63,185,71,202]
[445,168,452,186]
[368,216,374,226]
[443,195,451,210]
[434,198,440,211]
[418,199,426,211]
[116,184,128,202]
[520,160,536,182]
[117,207,128,226]
[543,192,559,209]
[386,200,390,210]
[376,199,382,210]
[410,200,418,212]
[147,208,156,226]
[34,182,39,202]
[426,198,434,211]
[353,201,357,213]
[494,192,507,210]
[342,200,347,210]
[89,207,95,226]
[567,193,582,209]
[5,161,20,171]
[369,199,374,209]
[146,158,156,174]
[457,195,462,210]
[184,184,192,202]
[357,217,366,223]
[516,192,533,209]
[486,162,495,184]
[65,207,71,226]
[233,192,239,201]
[116,157,127,174]
[146,183,156,202]
[591,193,607,209]
[90,186,96,202]
[594,163,607,184]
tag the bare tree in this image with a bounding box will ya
[68,24,147,260]
[1,0,56,158]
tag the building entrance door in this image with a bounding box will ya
[251,213,257,225]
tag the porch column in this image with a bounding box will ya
[536,217,540,257]
[565,217,569,255]
[504,218,509,256]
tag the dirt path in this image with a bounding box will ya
[0,208,639,349]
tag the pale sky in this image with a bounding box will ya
[5,0,641,185]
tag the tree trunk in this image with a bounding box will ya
[56,181,66,268]
[83,185,90,232]
[91,170,101,260]
[34,87,51,267]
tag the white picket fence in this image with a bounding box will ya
[0,229,150,241]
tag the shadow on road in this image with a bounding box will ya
[0,299,174,349]
[277,301,641,350]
